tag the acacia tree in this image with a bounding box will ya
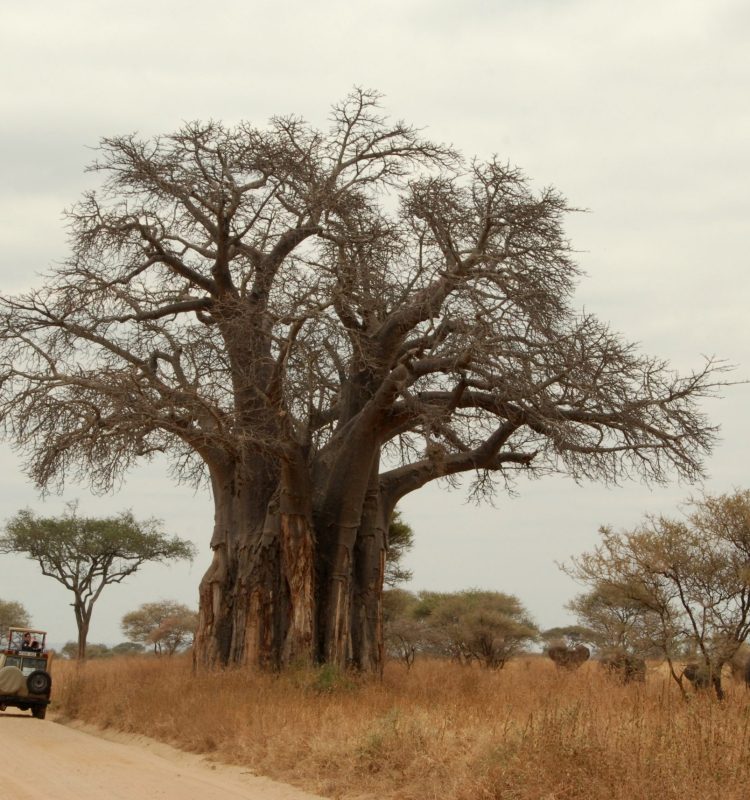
[567,490,750,700]
[540,625,599,648]
[0,506,195,659]
[566,585,657,653]
[0,90,726,672]
[382,588,422,669]
[414,590,538,668]
[122,600,198,655]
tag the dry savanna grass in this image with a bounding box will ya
[52,655,750,800]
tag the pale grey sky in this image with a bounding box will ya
[0,0,747,646]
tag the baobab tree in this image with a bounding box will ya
[0,90,726,671]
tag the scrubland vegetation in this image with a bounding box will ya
[53,655,750,800]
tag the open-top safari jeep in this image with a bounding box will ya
[0,627,53,719]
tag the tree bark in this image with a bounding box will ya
[194,441,391,672]
[194,457,317,670]
[73,599,90,660]
[350,486,388,673]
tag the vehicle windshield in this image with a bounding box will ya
[3,655,48,673]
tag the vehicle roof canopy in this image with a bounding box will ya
[5,628,48,650]
[8,627,48,637]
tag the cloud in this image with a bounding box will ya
[0,0,747,640]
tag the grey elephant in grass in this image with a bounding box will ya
[681,662,729,700]
[599,650,646,683]
[682,663,712,690]
[547,644,590,670]
[729,650,750,688]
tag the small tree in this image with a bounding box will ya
[151,609,198,655]
[566,586,657,654]
[540,625,599,648]
[122,600,198,655]
[415,590,537,668]
[0,599,31,646]
[383,588,422,669]
[567,490,750,700]
[0,505,196,659]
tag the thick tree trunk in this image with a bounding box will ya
[350,494,387,673]
[194,442,388,673]
[313,440,384,670]
[194,458,316,670]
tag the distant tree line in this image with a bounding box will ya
[8,490,750,701]
[384,490,750,702]
[58,600,199,659]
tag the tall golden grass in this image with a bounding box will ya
[52,655,750,799]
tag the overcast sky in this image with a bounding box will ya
[0,0,748,647]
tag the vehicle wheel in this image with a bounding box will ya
[27,670,52,696]
[31,705,47,720]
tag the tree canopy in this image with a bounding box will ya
[0,89,727,671]
[566,584,658,655]
[0,599,31,643]
[384,510,414,588]
[0,505,195,658]
[415,589,537,668]
[540,624,599,648]
[122,600,198,655]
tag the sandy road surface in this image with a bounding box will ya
[0,709,327,800]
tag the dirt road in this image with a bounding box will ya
[0,709,327,800]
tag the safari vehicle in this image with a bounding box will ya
[0,627,53,719]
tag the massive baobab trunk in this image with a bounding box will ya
[194,438,390,670]
[194,457,316,669]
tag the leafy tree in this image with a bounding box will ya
[382,588,417,619]
[0,599,31,645]
[122,600,198,655]
[62,641,144,658]
[0,89,726,672]
[415,590,537,668]
[383,588,423,669]
[384,510,415,588]
[0,505,196,659]
[111,641,146,656]
[566,584,662,655]
[540,624,599,648]
[567,490,750,699]
[62,641,112,659]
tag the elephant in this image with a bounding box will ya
[547,644,591,670]
[682,662,712,689]
[681,661,729,699]
[599,650,646,683]
[728,650,750,687]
